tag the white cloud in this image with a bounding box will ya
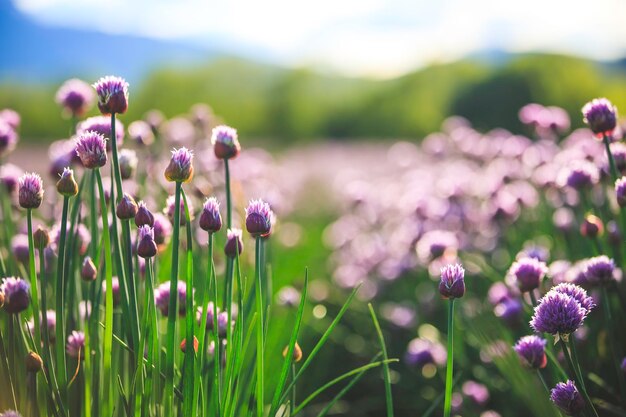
[13,0,626,77]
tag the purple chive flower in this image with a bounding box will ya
[550,283,595,313]
[224,228,244,258]
[216,311,232,337]
[580,214,603,238]
[561,161,599,190]
[487,282,513,306]
[77,116,124,149]
[0,109,20,129]
[462,380,490,406]
[118,149,137,180]
[211,125,240,160]
[508,258,548,293]
[55,78,95,117]
[102,276,121,306]
[196,302,220,330]
[0,410,23,417]
[616,177,626,207]
[530,291,587,340]
[199,197,222,233]
[128,120,155,146]
[137,225,157,259]
[153,213,173,246]
[582,97,617,137]
[66,330,86,359]
[116,193,138,220]
[164,194,194,226]
[583,255,615,286]
[405,337,446,368]
[154,281,188,316]
[93,75,129,115]
[135,201,155,227]
[0,163,22,193]
[18,172,44,209]
[81,256,97,281]
[550,380,585,415]
[416,230,459,261]
[1,277,31,314]
[438,263,465,299]
[513,335,547,369]
[494,298,523,325]
[56,167,78,197]
[75,130,107,169]
[0,120,18,157]
[245,199,273,237]
[164,147,194,183]
[27,310,57,342]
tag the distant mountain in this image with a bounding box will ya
[0,0,219,83]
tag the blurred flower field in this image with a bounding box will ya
[0,76,625,417]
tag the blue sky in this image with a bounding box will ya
[14,0,626,78]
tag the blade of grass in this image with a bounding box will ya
[368,303,394,417]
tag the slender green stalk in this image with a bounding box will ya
[164,181,182,412]
[368,304,394,417]
[0,321,18,410]
[559,339,599,417]
[55,196,70,399]
[443,299,455,417]
[224,159,232,229]
[181,189,195,417]
[603,133,619,182]
[95,169,115,416]
[26,210,42,351]
[255,236,264,417]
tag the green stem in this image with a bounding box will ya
[0,320,18,410]
[26,210,41,351]
[95,169,115,417]
[443,299,455,417]
[603,133,619,182]
[224,159,232,229]
[255,237,264,417]
[55,197,69,400]
[559,339,599,417]
[164,181,182,412]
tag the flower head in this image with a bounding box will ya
[494,298,523,324]
[530,291,587,340]
[66,330,86,359]
[118,149,138,180]
[0,410,23,417]
[56,78,95,117]
[513,335,547,369]
[211,125,240,159]
[550,283,595,313]
[93,75,129,115]
[0,120,18,157]
[154,281,189,316]
[438,263,465,299]
[137,225,157,259]
[153,213,172,246]
[224,228,244,258]
[560,161,599,190]
[77,116,124,149]
[75,131,107,169]
[25,351,44,373]
[404,337,446,368]
[196,302,220,330]
[164,194,194,226]
[616,177,626,207]
[199,197,222,233]
[583,255,615,286]
[164,147,194,183]
[550,380,585,415]
[582,97,617,137]
[116,193,138,220]
[508,258,548,293]
[128,120,154,146]
[245,199,273,237]
[580,214,603,238]
[1,277,30,314]
[135,201,155,227]
[56,167,78,197]
[18,172,44,209]
[81,256,97,281]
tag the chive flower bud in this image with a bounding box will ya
[616,177,626,207]
[199,197,222,233]
[0,277,30,313]
[224,228,244,258]
[211,125,240,160]
[118,149,137,180]
[66,330,86,359]
[18,172,44,209]
[25,351,43,373]
[93,75,129,115]
[116,193,138,220]
[81,256,97,282]
[75,131,107,169]
[137,225,157,259]
[135,201,154,227]
[580,214,603,238]
[245,199,273,237]
[164,147,194,183]
[582,97,617,137]
[55,78,95,117]
[180,336,199,353]
[508,258,548,293]
[282,341,303,362]
[438,263,465,299]
[33,226,50,248]
[56,167,78,197]
[550,380,585,415]
[513,335,547,369]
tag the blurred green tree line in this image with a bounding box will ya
[2,53,626,142]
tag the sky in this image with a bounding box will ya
[13,0,626,78]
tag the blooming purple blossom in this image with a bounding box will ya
[75,131,108,169]
[18,172,44,209]
[245,199,274,237]
[0,277,30,313]
[93,75,129,115]
[404,337,446,368]
[550,283,595,313]
[530,291,587,340]
[508,257,548,292]
[550,380,585,415]
[211,125,240,159]
[154,281,189,316]
[55,78,95,117]
[164,147,194,183]
[199,197,222,233]
[559,161,599,190]
[438,263,465,299]
[66,330,86,359]
[0,120,18,157]
[513,335,547,369]
[77,116,124,149]
[583,255,615,286]
[582,97,617,137]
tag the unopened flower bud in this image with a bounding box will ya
[245,199,273,238]
[211,125,240,160]
[224,228,243,258]
[137,225,157,259]
[118,149,137,180]
[25,351,43,373]
[580,214,603,238]
[180,336,199,353]
[116,193,138,220]
[582,98,617,137]
[199,197,222,233]
[438,264,465,299]
[135,201,154,227]
[33,226,50,248]
[18,173,44,209]
[81,256,97,281]
[282,342,303,362]
[164,147,193,183]
[93,76,129,115]
[56,167,78,197]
